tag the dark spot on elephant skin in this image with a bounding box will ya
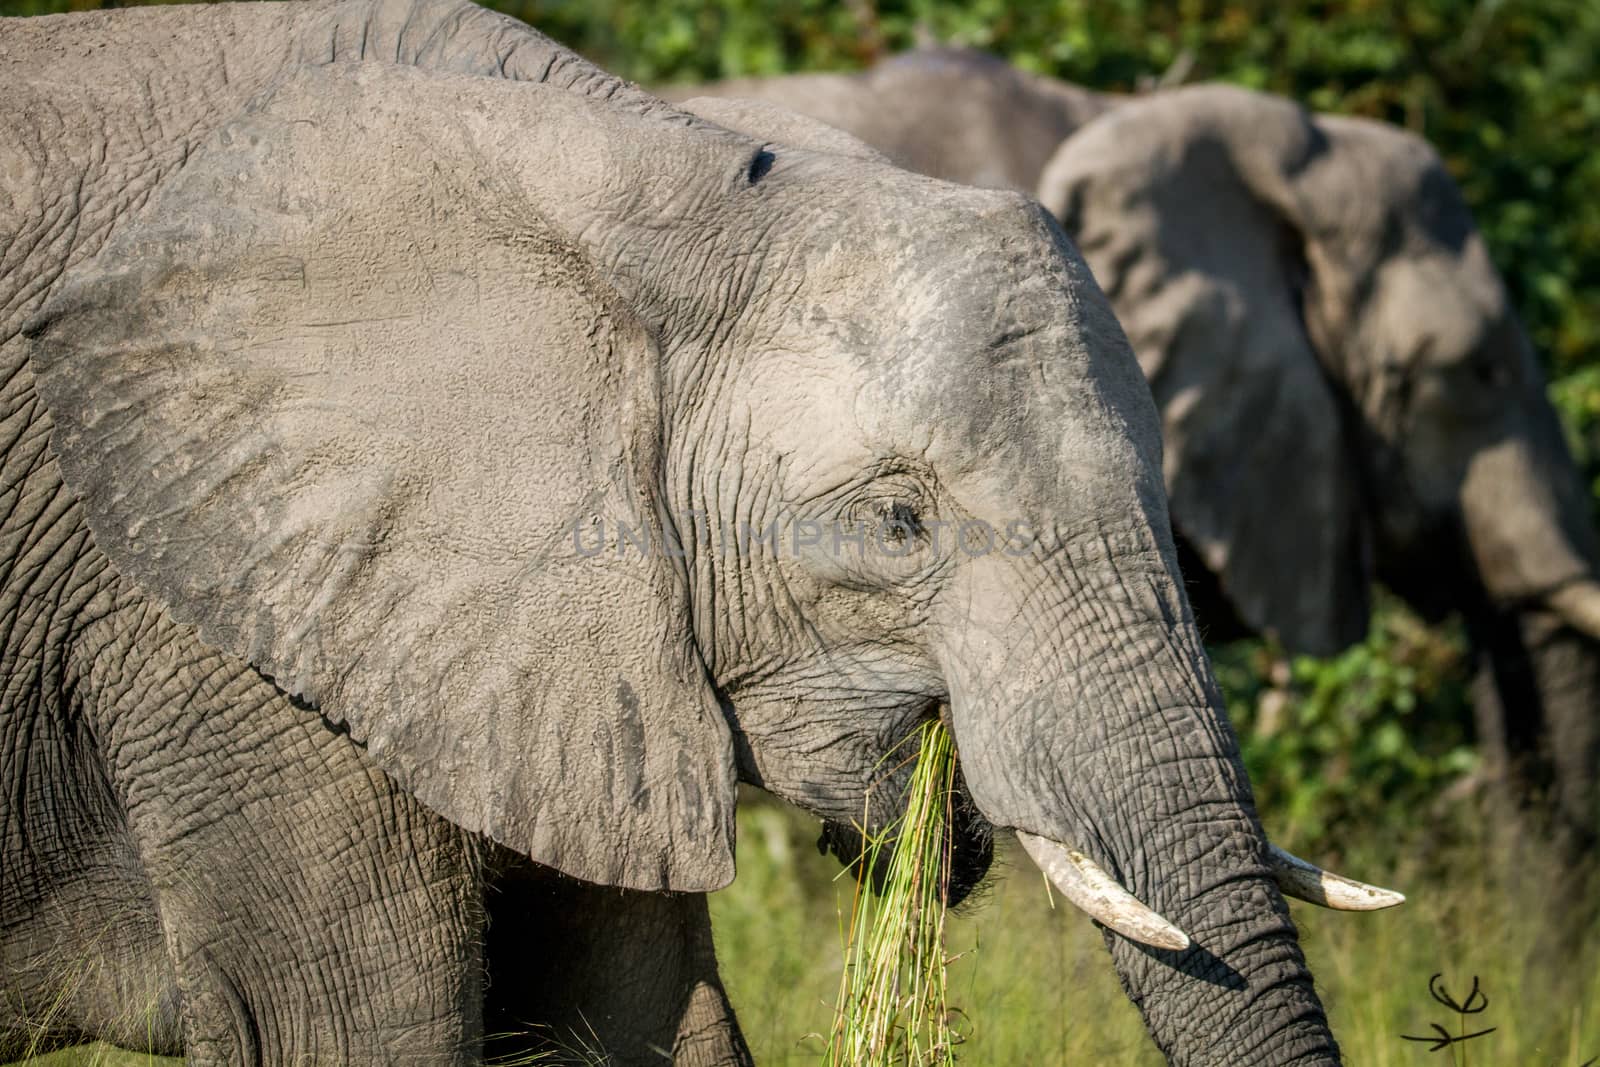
[614,679,649,808]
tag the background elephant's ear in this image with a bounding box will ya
[25,65,741,892]
[1037,86,1371,656]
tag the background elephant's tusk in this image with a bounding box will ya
[1015,830,1191,951]
[1268,844,1405,910]
[1546,580,1600,643]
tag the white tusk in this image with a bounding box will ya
[1268,844,1405,911]
[1546,580,1600,643]
[1015,831,1191,951]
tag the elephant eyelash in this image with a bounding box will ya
[874,500,927,546]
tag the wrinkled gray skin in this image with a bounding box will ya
[688,51,1600,852]
[1036,87,1600,854]
[1,5,754,1064]
[0,6,1336,1065]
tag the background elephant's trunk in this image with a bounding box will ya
[942,533,1339,1064]
[1457,419,1599,608]
[1545,580,1600,642]
[1450,406,1600,850]
[1470,607,1600,854]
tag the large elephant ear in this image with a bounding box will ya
[1036,86,1371,656]
[25,64,745,892]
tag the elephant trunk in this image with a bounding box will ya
[943,534,1344,1065]
[1455,400,1600,849]
[1458,420,1600,610]
[1469,606,1600,854]
[1544,580,1600,642]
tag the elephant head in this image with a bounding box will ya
[25,61,1389,1063]
[1037,85,1600,845]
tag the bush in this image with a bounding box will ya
[1213,597,1478,850]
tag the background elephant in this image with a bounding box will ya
[1035,86,1600,854]
[0,2,1383,1065]
[679,50,1600,853]
[680,47,1113,192]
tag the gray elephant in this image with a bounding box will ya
[681,50,1600,852]
[1036,86,1600,852]
[0,3,1399,1064]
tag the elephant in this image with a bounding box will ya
[1035,86,1600,854]
[678,50,1600,853]
[0,3,1401,1064]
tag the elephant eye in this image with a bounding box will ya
[876,501,926,548]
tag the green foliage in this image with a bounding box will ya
[1213,597,1478,850]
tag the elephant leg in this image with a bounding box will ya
[1471,609,1600,857]
[1510,612,1600,854]
[483,856,752,1067]
[0,696,182,1057]
[1535,630,1600,853]
[76,604,486,1066]
[1470,633,1537,796]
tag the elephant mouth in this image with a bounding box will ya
[816,755,995,909]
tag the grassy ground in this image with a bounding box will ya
[12,798,1600,1066]
[719,798,1600,1066]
